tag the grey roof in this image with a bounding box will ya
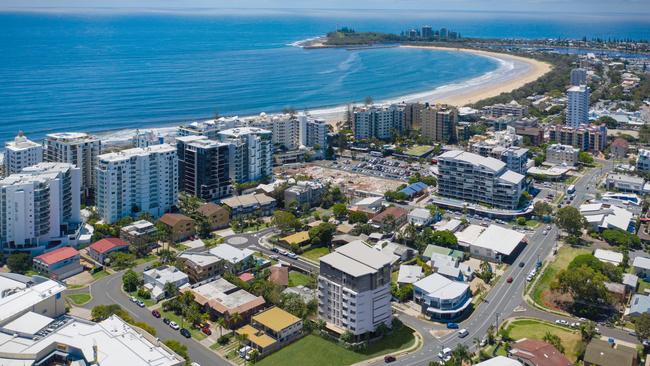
[439,150,505,172]
[408,208,432,220]
[623,273,638,288]
[397,265,423,284]
[413,273,469,300]
[472,225,525,255]
[499,170,525,185]
[633,256,650,270]
[629,294,650,315]
[320,240,392,277]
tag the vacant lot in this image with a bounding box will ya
[67,293,91,306]
[301,247,330,261]
[288,271,313,287]
[506,318,582,362]
[532,246,590,309]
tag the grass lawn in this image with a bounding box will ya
[301,247,330,261]
[66,293,92,305]
[91,270,109,281]
[159,309,207,341]
[506,318,582,362]
[404,145,433,157]
[638,280,650,294]
[288,271,313,287]
[127,290,157,307]
[134,254,157,266]
[257,326,415,366]
[532,246,590,306]
[525,219,540,228]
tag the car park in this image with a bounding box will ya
[180,328,191,338]
[151,310,161,318]
[169,321,180,330]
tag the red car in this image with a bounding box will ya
[151,310,161,318]
[506,277,513,283]
[202,326,212,336]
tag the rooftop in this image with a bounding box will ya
[510,339,571,366]
[397,265,423,284]
[584,339,637,366]
[472,225,525,256]
[372,206,408,224]
[89,238,128,254]
[439,150,505,173]
[98,144,176,162]
[594,249,624,265]
[281,231,310,245]
[34,246,79,265]
[252,307,301,333]
[413,273,469,300]
[209,244,255,264]
[221,193,276,209]
[633,256,650,270]
[0,274,66,326]
[187,277,265,315]
[236,324,277,348]
[320,240,393,277]
[159,213,194,227]
[474,356,522,366]
[144,266,188,284]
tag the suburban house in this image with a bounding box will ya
[632,256,650,278]
[509,339,572,366]
[280,231,310,248]
[143,265,190,300]
[371,206,408,230]
[120,220,157,253]
[422,244,464,262]
[397,264,424,285]
[197,203,231,231]
[158,213,196,243]
[583,339,637,366]
[429,253,473,282]
[465,225,526,263]
[177,252,224,283]
[627,294,650,317]
[594,249,624,266]
[183,277,266,325]
[208,244,256,274]
[407,208,433,227]
[88,238,129,264]
[221,193,276,219]
[413,273,472,320]
[236,307,303,357]
[32,247,83,280]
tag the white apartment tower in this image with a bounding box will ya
[318,241,393,336]
[0,163,81,254]
[217,127,272,184]
[96,144,178,224]
[298,113,328,151]
[566,85,589,127]
[43,132,101,199]
[353,104,405,140]
[4,132,43,176]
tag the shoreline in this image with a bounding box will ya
[94,45,551,144]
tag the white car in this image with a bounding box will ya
[437,347,452,362]
[458,329,469,338]
[169,321,180,330]
[555,319,569,326]
[191,363,201,366]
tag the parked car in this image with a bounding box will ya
[202,327,212,336]
[458,329,469,338]
[136,300,145,308]
[180,328,191,338]
[479,338,487,347]
[555,319,569,326]
[130,296,138,303]
[151,310,161,318]
[446,322,459,329]
[163,317,171,325]
[506,277,513,283]
[437,347,452,361]
[287,252,298,259]
[169,321,180,330]
[190,363,201,366]
[384,355,396,363]
[271,247,279,253]
[269,254,279,260]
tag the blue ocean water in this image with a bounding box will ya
[1,10,649,142]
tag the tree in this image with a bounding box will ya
[477,260,494,283]
[596,115,618,129]
[217,317,227,337]
[602,229,641,248]
[553,265,611,316]
[6,253,31,274]
[579,320,598,342]
[543,332,565,354]
[163,340,189,362]
[430,230,458,247]
[532,201,553,218]
[281,293,309,318]
[229,312,243,330]
[340,330,354,343]
[348,211,369,224]
[109,251,136,269]
[449,344,471,365]
[516,217,527,226]
[164,282,179,298]
[555,206,586,237]
[331,203,348,219]
[635,313,650,341]
[122,269,141,292]
[578,151,594,165]
[177,192,202,219]
[272,210,300,234]
[308,222,337,248]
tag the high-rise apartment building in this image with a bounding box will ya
[421,25,433,39]
[43,132,101,199]
[96,144,178,224]
[298,113,328,151]
[546,144,579,166]
[549,124,606,152]
[403,102,424,131]
[420,104,458,143]
[353,104,405,140]
[217,127,272,184]
[4,132,43,176]
[566,85,590,127]
[0,163,81,254]
[437,150,525,210]
[176,136,232,201]
[318,241,393,336]
[249,114,299,151]
[133,130,163,148]
[480,100,528,118]
[570,67,588,86]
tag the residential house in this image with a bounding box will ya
[611,138,629,159]
[408,208,433,227]
[32,247,83,280]
[143,265,190,300]
[633,256,650,278]
[627,294,650,317]
[221,193,276,219]
[509,339,572,366]
[580,203,634,233]
[583,339,637,366]
[594,249,624,266]
[474,357,522,366]
[371,206,408,231]
[397,265,424,285]
[469,225,526,263]
[197,203,230,231]
[429,253,473,282]
[88,238,129,264]
[158,213,196,243]
[208,244,256,274]
[280,231,311,248]
[177,252,224,283]
[269,265,289,287]
[120,220,157,254]
[236,307,303,356]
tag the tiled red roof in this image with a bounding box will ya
[510,339,572,366]
[34,247,79,265]
[89,238,128,254]
[612,138,629,148]
[239,273,255,282]
[372,206,408,223]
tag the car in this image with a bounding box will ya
[437,347,452,361]
[542,230,548,235]
[479,338,487,347]
[151,310,161,318]
[163,317,171,325]
[130,296,138,303]
[518,261,525,268]
[180,328,191,338]
[384,355,396,363]
[526,275,533,282]
[594,327,601,334]
[271,247,279,253]
[202,326,212,335]
[555,319,569,326]
[446,322,459,329]
[136,300,145,308]
[506,277,513,283]
[169,321,180,330]
[269,254,279,260]
[458,329,469,338]
[547,225,552,230]
[287,252,298,259]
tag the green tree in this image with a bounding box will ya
[6,252,32,274]
[543,332,565,354]
[430,230,458,247]
[578,151,594,165]
[122,269,141,292]
[449,344,471,365]
[579,320,598,342]
[555,206,586,237]
[635,313,650,341]
[553,265,611,316]
[331,203,348,219]
[596,115,618,129]
[163,340,189,363]
[532,201,553,217]
[517,217,527,226]
[272,210,300,234]
[348,211,369,224]
[163,281,179,298]
[109,251,136,269]
[308,222,337,247]
[340,330,354,343]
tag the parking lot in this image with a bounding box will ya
[330,155,429,181]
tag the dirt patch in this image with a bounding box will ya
[541,288,573,312]
[431,329,454,338]
[65,271,94,286]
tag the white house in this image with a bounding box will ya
[407,208,433,227]
[468,225,525,262]
[397,265,424,285]
[143,265,190,300]
[594,249,624,266]
[633,256,650,278]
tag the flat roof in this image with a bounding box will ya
[397,265,423,284]
[633,256,650,270]
[178,252,221,267]
[209,244,255,264]
[236,324,276,348]
[455,224,485,246]
[472,225,525,255]
[252,307,301,332]
[594,249,624,264]
[2,311,53,335]
[474,356,522,366]
[281,231,310,245]
[414,273,469,300]
[330,240,393,270]
[439,150,505,173]
[0,275,66,325]
[189,278,265,314]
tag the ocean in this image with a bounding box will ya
[1,10,649,143]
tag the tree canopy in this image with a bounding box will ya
[555,206,586,236]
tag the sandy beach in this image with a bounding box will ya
[97,44,551,144]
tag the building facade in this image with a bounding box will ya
[353,104,405,140]
[0,163,81,254]
[176,136,232,201]
[548,124,607,152]
[420,104,458,143]
[32,246,83,280]
[570,67,588,86]
[546,144,579,166]
[637,149,650,173]
[218,127,272,184]
[566,85,590,127]
[4,132,43,176]
[437,150,525,210]
[96,144,178,224]
[480,100,528,118]
[43,132,101,199]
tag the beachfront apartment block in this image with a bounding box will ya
[43,132,101,199]
[571,67,588,86]
[249,113,300,151]
[0,163,82,255]
[177,117,243,139]
[299,113,329,151]
[176,135,233,201]
[420,104,458,144]
[3,132,43,176]
[318,240,393,336]
[217,127,272,184]
[437,150,525,210]
[637,149,650,173]
[549,124,607,152]
[546,143,580,166]
[566,85,590,127]
[95,144,178,224]
[480,100,528,118]
[353,104,405,140]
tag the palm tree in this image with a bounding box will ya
[451,344,471,365]
[235,332,249,347]
[217,317,227,337]
[229,312,243,333]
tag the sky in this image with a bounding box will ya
[2,0,649,15]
